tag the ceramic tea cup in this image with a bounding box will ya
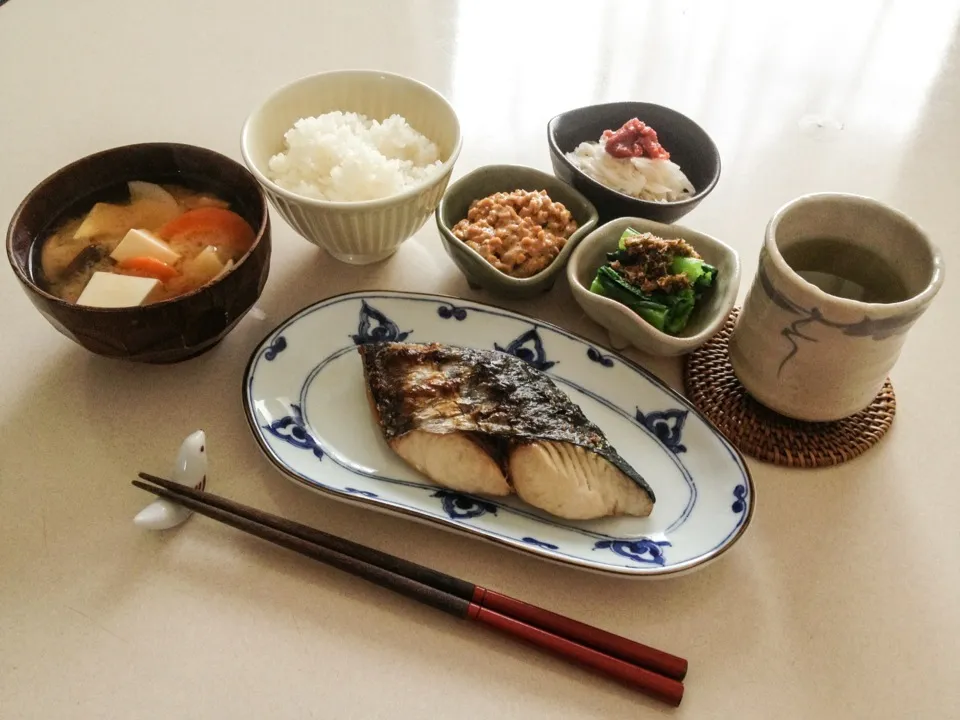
[729,193,944,422]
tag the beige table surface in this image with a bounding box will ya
[2,0,959,717]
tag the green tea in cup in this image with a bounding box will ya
[729,193,944,422]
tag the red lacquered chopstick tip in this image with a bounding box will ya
[478,588,688,681]
[471,605,684,707]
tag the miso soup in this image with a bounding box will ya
[40,181,255,306]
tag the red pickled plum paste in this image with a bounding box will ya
[602,119,671,160]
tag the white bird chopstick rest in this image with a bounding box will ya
[134,430,207,530]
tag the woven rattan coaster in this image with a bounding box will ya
[683,308,896,467]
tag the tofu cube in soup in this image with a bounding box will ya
[76,272,160,308]
[110,228,181,265]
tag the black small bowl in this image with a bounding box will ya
[6,143,271,363]
[547,102,721,224]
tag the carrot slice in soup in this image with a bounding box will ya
[156,208,255,250]
[117,256,180,281]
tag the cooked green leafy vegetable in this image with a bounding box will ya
[589,228,716,335]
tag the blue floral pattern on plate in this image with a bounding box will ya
[636,408,688,454]
[586,346,615,367]
[594,539,672,566]
[433,490,498,520]
[262,404,324,460]
[351,300,412,345]
[495,327,556,371]
[244,291,754,577]
[263,335,287,360]
[731,484,747,513]
[521,537,560,550]
[437,303,469,321]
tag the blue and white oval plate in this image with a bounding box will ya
[243,291,754,577]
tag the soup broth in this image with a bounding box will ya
[779,237,910,304]
[40,181,255,306]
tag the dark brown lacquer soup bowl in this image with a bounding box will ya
[6,143,271,363]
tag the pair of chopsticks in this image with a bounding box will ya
[134,473,687,706]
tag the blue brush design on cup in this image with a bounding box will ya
[729,193,943,421]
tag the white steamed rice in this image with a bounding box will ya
[565,137,695,203]
[267,111,444,202]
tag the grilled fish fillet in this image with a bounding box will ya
[358,342,655,520]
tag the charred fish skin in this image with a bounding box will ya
[358,341,513,496]
[357,342,655,504]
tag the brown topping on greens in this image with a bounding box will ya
[610,233,701,294]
